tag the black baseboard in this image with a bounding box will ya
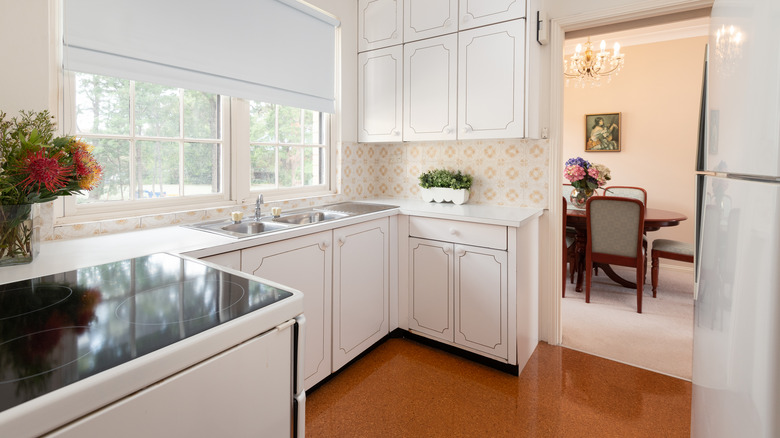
[398,330,519,376]
[307,328,518,394]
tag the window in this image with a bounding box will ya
[63,72,331,219]
[248,101,327,191]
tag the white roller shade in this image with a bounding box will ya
[63,0,339,113]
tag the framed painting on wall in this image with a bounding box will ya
[585,113,621,151]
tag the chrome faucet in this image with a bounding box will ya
[255,194,263,221]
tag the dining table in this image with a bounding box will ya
[566,205,688,292]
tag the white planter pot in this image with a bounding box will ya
[420,187,470,205]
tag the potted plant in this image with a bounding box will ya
[418,168,473,205]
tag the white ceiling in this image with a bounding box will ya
[563,16,710,55]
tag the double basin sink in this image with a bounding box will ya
[186,202,397,239]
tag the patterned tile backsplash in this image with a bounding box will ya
[44,138,549,240]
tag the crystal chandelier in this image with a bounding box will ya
[714,24,743,77]
[564,38,625,87]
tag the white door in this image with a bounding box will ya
[241,231,332,389]
[403,34,457,141]
[453,244,508,360]
[358,46,404,142]
[358,0,403,52]
[332,218,390,370]
[457,19,525,140]
[408,238,454,342]
[403,0,458,42]
[458,0,526,30]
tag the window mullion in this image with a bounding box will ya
[129,81,137,201]
[179,88,185,197]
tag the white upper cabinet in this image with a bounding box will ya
[359,0,403,52]
[358,45,403,142]
[458,19,525,140]
[403,0,458,43]
[458,0,526,30]
[403,34,457,141]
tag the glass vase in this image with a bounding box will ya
[0,204,39,266]
[570,187,595,209]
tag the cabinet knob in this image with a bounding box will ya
[392,130,400,136]
[461,126,471,134]
[319,241,329,250]
[444,127,453,134]
[462,15,471,23]
[444,19,453,27]
[449,227,458,236]
[337,237,345,246]
[443,247,451,255]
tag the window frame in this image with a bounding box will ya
[58,72,334,222]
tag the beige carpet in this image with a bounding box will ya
[562,264,694,380]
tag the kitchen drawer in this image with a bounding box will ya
[409,216,506,250]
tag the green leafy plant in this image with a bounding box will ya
[419,168,473,190]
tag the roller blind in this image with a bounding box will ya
[63,0,339,113]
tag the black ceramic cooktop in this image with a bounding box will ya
[0,253,292,414]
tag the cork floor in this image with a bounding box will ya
[306,338,691,437]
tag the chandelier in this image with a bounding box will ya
[564,38,625,87]
[714,24,743,77]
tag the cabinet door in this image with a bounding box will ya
[332,218,389,371]
[403,34,457,141]
[404,0,458,42]
[359,0,403,52]
[358,46,403,142]
[454,244,508,360]
[458,19,525,139]
[47,328,292,438]
[408,238,454,342]
[241,231,332,390]
[200,251,240,271]
[458,0,526,30]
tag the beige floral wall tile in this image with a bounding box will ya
[54,222,101,240]
[100,218,141,234]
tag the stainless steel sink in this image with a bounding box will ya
[221,221,290,234]
[272,211,349,225]
[184,202,398,238]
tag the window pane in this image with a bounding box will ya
[278,106,302,144]
[135,82,180,138]
[183,91,219,139]
[249,102,275,142]
[303,147,324,185]
[183,143,221,195]
[76,138,130,203]
[75,73,130,135]
[135,141,180,198]
[303,110,321,145]
[279,146,303,187]
[250,145,276,189]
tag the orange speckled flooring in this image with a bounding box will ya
[306,339,691,437]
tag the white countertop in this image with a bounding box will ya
[1,199,542,284]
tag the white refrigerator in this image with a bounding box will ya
[692,0,780,436]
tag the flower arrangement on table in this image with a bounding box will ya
[0,110,103,265]
[563,157,611,208]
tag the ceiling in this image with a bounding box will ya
[563,9,710,55]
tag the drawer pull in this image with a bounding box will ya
[449,227,458,236]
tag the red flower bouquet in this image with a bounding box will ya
[0,110,103,264]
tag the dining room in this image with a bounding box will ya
[560,12,709,380]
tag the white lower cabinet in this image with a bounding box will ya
[46,327,293,438]
[409,237,508,360]
[332,218,390,371]
[241,231,332,390]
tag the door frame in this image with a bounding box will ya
[545,0,713,344]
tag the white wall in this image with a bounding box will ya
[0,0,57,117]
[563,36,707,254]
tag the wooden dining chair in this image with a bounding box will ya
[651,239,694,297]
[585,196,646,313]
[602,186,647,204]
[562,197,578,297]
